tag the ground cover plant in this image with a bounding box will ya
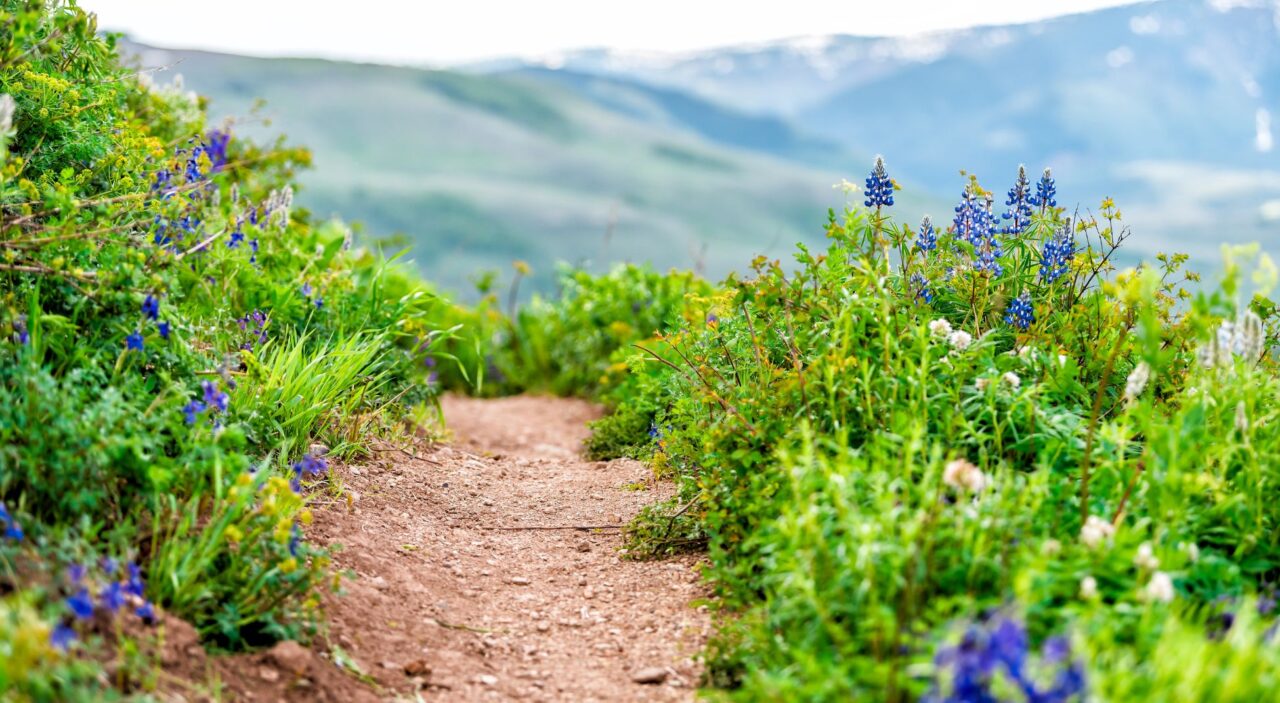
[0,2,462,697]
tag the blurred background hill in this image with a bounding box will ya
[117,0,1279,294]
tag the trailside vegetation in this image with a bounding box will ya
[0,2,464,697]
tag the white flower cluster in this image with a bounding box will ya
[942,458,987,493]
[265,186,294,229]
[0,94,15,135]
[1133,542,1159,571]
[1199,310,1265,368]
[1079,515,1115,550]
[928,319,973,351]
[1124,361,1152,401]
[1144,571,1175,604]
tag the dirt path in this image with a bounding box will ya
[297,395,709,701]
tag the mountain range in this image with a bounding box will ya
[121,0,1280,294]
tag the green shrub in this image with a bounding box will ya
[591,161,1280,699]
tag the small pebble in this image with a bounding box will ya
[631,667,669,685]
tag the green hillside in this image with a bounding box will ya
[125,44,921,295]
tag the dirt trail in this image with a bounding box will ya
[299,395,709,701]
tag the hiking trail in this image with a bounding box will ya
[223,395,710,701]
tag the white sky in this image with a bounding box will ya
[81,0,1147,65]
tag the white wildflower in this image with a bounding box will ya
[1058,354,1068,366]
[1079,515,1115,550]
[1236,401,1249,434]
[1016,345,1034,359]
[975,377,991,392]
[1144,571,1176,603]
[948,330,973,351]
[0,94,15,134]
[1236,309,1264,361]
[942,458,987,493]
[929,319,953,338]
[1185,542,1200,563]
[1133,542,1159,571]
[1124,362,1151,401]
[1042,539,1062,556]
[1080,575,1099,599]
[833,178,861,194]
[1002,372,1022,389]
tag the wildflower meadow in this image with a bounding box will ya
[2,1,1280,701]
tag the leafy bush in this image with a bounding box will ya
[437,262,711,398]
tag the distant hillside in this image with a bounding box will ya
[482,0,1280,266]
[123,43,916,295]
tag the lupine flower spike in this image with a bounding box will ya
[916,215,937,252]
[1005,292,1035,330]
[1001,165,1034,236]
[0,502,23,541]
[141,295,159,320]
[864,156,894,208]
[1031,167,1057,210]
[1039,217,1076,284]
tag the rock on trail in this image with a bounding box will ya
[302,395,709,701]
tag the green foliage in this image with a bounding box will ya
[0,2,461,696]
[438,262,711,399]
[586,167,1280,699]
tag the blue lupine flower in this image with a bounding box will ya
[924,616,1084,703]
[125,562,145,598]
[911,273,934,303]
[50,624,78,650]
[202,380,229,413]
[68,563,86,584]
[1005,292,1036,330]
[294,454,328,478]
[182,400,206,425]
[100,557,118,575]
[915,215,937,253]
[158,320,171,340]
[0,502,22,541]
[864,156,895,208]
[100,581,125,613]
[183,143,206,183]
[290,453,329,493]
[972,194,1004,276]
[136,601,156,623]
[249,238,260,265]
[1039,217,1076,284]
[648,423,662,439]
[952,186,978,243]
[300,282,312,298]
[126,330,144,351]
[706,313,719,325]
[1031,167,1057,209]
[153,216,171,246]
[313,295,324,309]
[1001,165,1034,236]
[151,168,174,194]
[288,525,302,557]
[67,589,94,620]
[204,129,231,172]
[13,316,29,345]
[142,294,160,320]
[228,224,245,249]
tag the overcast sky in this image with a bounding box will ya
[81,0,1147,65]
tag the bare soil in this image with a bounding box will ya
[216,395,709,701]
